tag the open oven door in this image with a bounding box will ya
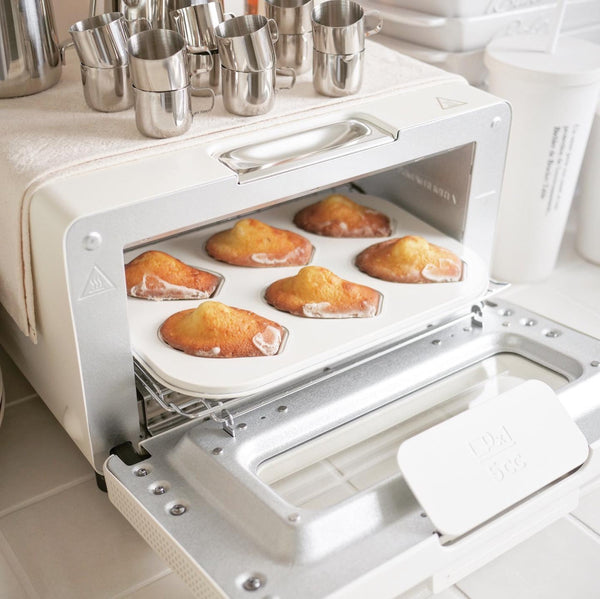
[104,299,600,599]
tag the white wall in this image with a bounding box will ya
[53,0,89,38]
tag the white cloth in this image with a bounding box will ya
[0,40,460,340]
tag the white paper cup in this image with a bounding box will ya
[576,102,600,264]
[485,35,600,283]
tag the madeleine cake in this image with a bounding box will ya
[205,218,313,267]
[125,250,220,300]
[293,194,391,238]
[355,235,463,283]
[265,265,381,318]
[160,301,285,358]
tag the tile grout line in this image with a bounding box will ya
[0,473,95,519]
[0,529,41,599]
[111,568,173,598]
[4,392,39,408]
[452,584,472,599]
[566,513,600,543]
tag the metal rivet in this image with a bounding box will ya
[135,467,149,477]
[491,116,502,128]
[212,447,224,455]
[288,513,301,523]
[420,512,427,518]
[236,423,248,430]
[432,339,442,346]
[545,329,561,338]
[83,232,102,251]
[277,406,288,413]
[521,318,537,327]
[169,504,186,516]
[153,485,167,495]
[463,326,472,332]
[500,309,513,316]
[502,322,511,327]
[591,361,600,368]
[242,576,264,591]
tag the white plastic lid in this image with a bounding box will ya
[485,34,600,86]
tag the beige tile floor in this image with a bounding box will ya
[1,225,600,598]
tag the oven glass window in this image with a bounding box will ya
[257,353,567,510]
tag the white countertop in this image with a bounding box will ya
[1,218,600,599]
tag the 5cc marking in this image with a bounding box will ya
[488,453,527,482]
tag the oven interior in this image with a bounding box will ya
[126,142,481,442]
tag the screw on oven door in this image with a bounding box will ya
[153,485,167,495]
[212,447,224,455]
[83,232,102,250]
[592,361,600,368]
[169,504,187,516]
[135,467,149,477]
[242,575,265,591]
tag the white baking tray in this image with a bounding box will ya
[125,192,489,399]
[365,0,600,52]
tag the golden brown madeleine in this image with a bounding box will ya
[356,235,463,283]
[125,250,220,300]
[205,218,313,267]
[293,194,391,237]
[160,301,285,358]
[265,265,380,318]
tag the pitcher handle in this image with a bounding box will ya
[364,10,382,38]
[170,11,183,33]
[267,18,279,44]
[190,87,216,113]
[59,39,74,66]
[276,66,296,90]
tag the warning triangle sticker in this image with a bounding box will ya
[81,265,115,299]
[437,97,467,110]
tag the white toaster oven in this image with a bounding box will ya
[2,78,600,598]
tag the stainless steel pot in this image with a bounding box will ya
[81,63,133,112]
[221,63,295,116]
[90,0,193,29]
[312,48,363,96]
[311,0,381,55]
[275,31,312,74]
[215,15,278,72]
[0,0,61,98]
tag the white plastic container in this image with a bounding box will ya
[362,0,600,52]
[576,103,600,264]
[374,0,556,18]
[486,35,600,283]
[374,35,486,85]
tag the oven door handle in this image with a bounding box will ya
[215,117,397,183]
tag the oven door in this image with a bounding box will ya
[104,299,600,599]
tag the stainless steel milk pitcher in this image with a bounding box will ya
[0,0,62,97]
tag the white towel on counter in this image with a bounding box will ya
[0,40,461,341]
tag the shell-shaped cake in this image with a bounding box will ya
[205,218,313,267]
[293,194,391,238]
[356,235,463,283]
[160,301,285,358]
[265,265,381,318]
[125,250,220,300]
